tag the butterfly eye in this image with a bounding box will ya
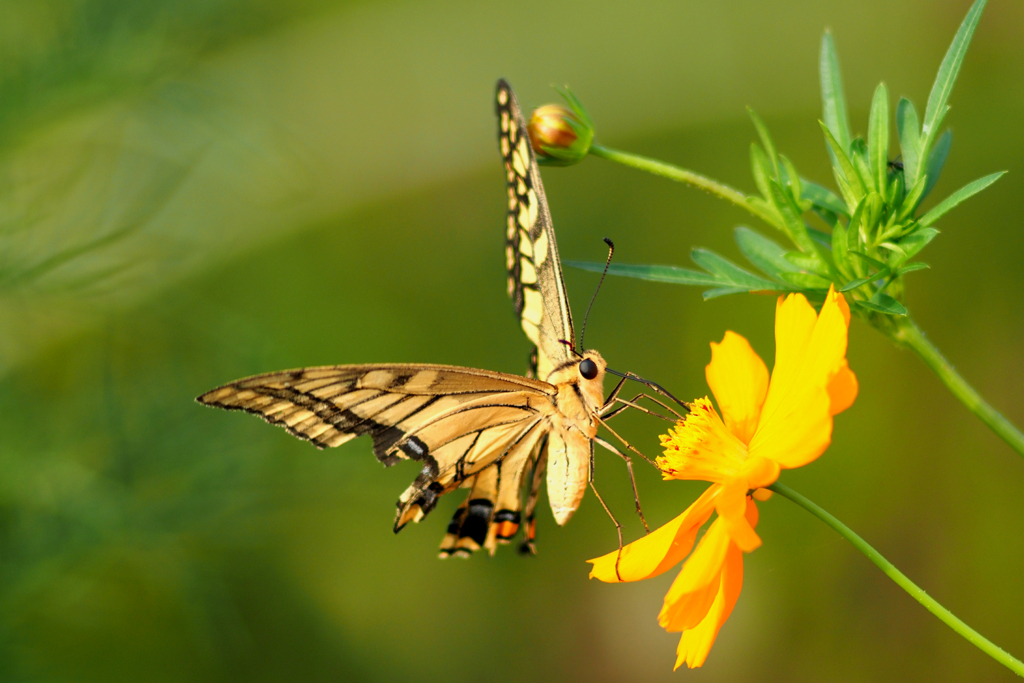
[579,358,598,380]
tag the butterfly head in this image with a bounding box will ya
[549,349,607,418]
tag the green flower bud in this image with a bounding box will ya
[528,87,594,166]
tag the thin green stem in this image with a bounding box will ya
[588,143,775,225]
[769,482,1024,677]
[890,316,1024,459]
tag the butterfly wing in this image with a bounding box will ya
[197,364,555,530]
[438,418,549,557]
[496,79,575,382]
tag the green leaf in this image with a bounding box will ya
[567,261,722,286]
[862,191,884,233]
[747,108,779,179]
[887,162,905,208]
[703,287,750,300]
[839,276,871,292]
[921,0,989,160]
[820,31,852,157]
[780,271,832,289]
[878,241,906,257]
[897,262,930,275]
[779,155,803,206]
[769,180,818,256]
[922,130,952,201]
[897,173,929,220]
[896,98,921,187]
[919,171,1005,226]
[819,121,864,201]
[850,138,875,193]
[831,222,849,276]
[807,227,833,249]
[867,292,908,316]
[784,250,828,273]
[810,206,840,228]
[802,180,849,217]
[892,227,939,264]
[868,82,890,194]
[690,248,782,290]
[833,173,857,212]
[734,227,800,278]
[745,196,782,228]
[849,250,889,271]
[750,143,774,200]
[847,196,866,239]
[556,85,594,128]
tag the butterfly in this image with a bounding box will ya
[198,80,676,558]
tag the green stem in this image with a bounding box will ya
[588,143,774,224]
[768,482,1024,677]
[890,316,1024,459]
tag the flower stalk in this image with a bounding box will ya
[588,144,759,219]
[889,317,1024,458]
[768,481,1024,678]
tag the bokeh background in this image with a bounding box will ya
[0,1,1021,681]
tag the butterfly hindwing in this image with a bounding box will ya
[496,79,575,381]
[197,364,555,529]
[438,415,548,556]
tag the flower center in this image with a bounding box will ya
[658,397,750,484]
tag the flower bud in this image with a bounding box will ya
[527,89,594,166]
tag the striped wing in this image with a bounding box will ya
[496,79,575,381]
[197,364,555,531]
[438,418,548,557]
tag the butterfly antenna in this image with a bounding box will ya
[558,338,582,358]
[579,238,615,350]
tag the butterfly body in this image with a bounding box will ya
[198,80,614,557]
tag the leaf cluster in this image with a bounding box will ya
[579,0,1001,321]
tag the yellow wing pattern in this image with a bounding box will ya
[496,79,575,382]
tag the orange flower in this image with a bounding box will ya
[589,287,857,669]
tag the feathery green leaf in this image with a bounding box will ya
[820,31,852,157]
[920,172,1005,227]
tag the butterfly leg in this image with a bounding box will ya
[595,415,657,468]
[587,441,626,582]
[600,374,628,412]
[594,436,649,534]
[628,392,688,420]
[602,392,672,423]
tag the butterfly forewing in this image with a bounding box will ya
[497,79,575,381]
[198,364,556,528]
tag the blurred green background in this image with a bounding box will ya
[0,0,1021,680]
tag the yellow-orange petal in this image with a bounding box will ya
[706,331,769,445]
[767,291,818,399]
[835,287,851,327]
[672,497,756,669]
[659,564,722,632]
[739,453,781,490]
[749,286,851,469]
[715,479,761,552]
[588,485,719,583]
[661,516,730,600]
[827,360,858,415]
